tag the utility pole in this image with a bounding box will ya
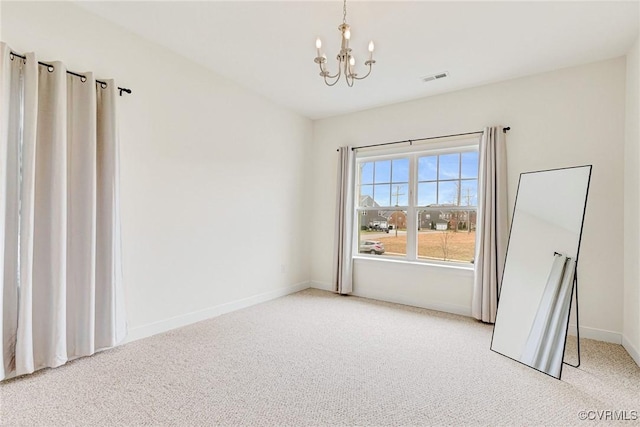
[463,187,473,233]
[391,185,405,237]
[463,187,472,206]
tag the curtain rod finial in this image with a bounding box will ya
[503,126,511,133]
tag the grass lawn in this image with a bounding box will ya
[376,230,476,262]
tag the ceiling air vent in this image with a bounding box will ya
[422,71,449,83]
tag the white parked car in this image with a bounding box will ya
[359,240,385,255]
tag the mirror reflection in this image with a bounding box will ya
[491,165,591,379]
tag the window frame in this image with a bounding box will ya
[353,137,480,267]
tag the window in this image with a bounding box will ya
[355,142,479,264]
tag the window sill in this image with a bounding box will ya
[352,255,475,272]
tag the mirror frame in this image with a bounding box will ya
[490,164,592,380]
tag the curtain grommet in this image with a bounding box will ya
[81,76,87,83]
[100,82,107,89]
[47,65,54,73]
[9,52,14,61]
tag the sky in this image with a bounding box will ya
[359,152,479,207]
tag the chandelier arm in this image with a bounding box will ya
[352,63,374,80]
[325,59,343,80]
[323,74,341,87]
[323,60,343,86]
[346,71,355,87]
[317,60,341,80]
[325,73,340,79]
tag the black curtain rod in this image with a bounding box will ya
[336,127,510,152]
[9,51,132,96]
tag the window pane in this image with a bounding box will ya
[418,156,437,181]
[460,179,478,206]
[374,160,391,184]
[417,208,476,262]
[417,182,437,206]
[438,181,459,205]
[374,184,391,206]
[359,185,374,207]
[390,184,409,206]
[355,148,477,265]
[438,153,460,180]
[360,162,374,184]
[358,209,407,257]
[392,158,409,183]
[461,152,478,179]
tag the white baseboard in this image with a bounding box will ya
[567,323,622,344]
[125,281,311,343]
[309,280,334,292]
[622,335,640,367]
[161,280,628,354]
[309,281,470,316]
[352,288,472,317]
[310,283,625,346]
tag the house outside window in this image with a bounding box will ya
[355,140,479,265]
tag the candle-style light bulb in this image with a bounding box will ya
[344,29,351,40]
[316,38,322,57]
[349,56,355,66]
[368,41,375,52]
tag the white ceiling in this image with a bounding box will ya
[76,1,639,120]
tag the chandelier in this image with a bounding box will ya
[313,0,376,87]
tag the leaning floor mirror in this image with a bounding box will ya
[491,165,592,379]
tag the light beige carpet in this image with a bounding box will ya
[1,289,639,426]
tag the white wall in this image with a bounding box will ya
[311,58,627,343]
[1,1,313,340]
[624,36,640,365]
[1,1,634,354]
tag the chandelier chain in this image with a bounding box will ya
[343,0,347,24]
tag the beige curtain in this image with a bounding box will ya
[472,126,508,323]
[0,42,126,381]
[332,147,355,294]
